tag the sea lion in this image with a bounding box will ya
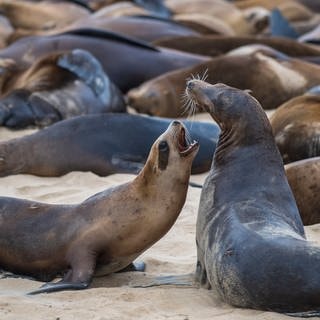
[270,94,320,164]
[285,157,320,226]
[153,35,320,57]
[173,13,235,36]
[165,0,252,35]
[128,50,320,116]
[0,0,90,31]
[15,15,200,43]
[0,120,199,294]
[0,29,209,93]
[186,79,320,316]
[79,0,171,17]
[0,113,219,176]
[0,49,126,129]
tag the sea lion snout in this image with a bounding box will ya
[185,79,217,114]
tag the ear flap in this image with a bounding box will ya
[158,141,169,170]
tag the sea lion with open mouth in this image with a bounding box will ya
[0,120,199,294]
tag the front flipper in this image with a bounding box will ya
[28,280,89,295]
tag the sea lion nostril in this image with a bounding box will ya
[187,81,195,91]
[172,120,180,126]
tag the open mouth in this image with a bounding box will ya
[178,126,199,157]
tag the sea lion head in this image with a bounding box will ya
[144,120,199,179]
[185,79,269,131]
[127,75,182,117]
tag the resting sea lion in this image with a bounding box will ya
[0,0,89,31]
[186,79,320,316]
[153,35,320,57]
[14,15,200,43]
[0,113,219,176]
[285,157,320,226]
[0,120,199,294]
[270,94,320,164]
[0,49,125,129]
[128,50,320,116]
[0,29,209,93]
[166,0,252,35]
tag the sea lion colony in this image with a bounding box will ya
[0,0,319,317]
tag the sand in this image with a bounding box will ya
[0,115,317,320]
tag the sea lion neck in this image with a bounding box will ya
[134,156,191,192]
[213,98,276,167]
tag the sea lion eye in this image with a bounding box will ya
[158,141,169,170]
[158,141,169,152]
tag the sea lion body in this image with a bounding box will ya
[0,120,199,293]
[153,35,320,57]
[0,49,126,128]
[0,113,219,176]
[270,94,320,164]
[0,29,209,93]
[285,157,320,226]
[128,51,320,116]
[0,0,89,31]
[186,80,320,315]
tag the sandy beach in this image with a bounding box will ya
[0,114,317,320]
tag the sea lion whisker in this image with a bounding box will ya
[201,68,209,82]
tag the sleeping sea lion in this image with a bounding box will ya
[0,49,126,129]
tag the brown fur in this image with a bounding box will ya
[153,35,320,57]
[165,0,252,35]
[0,121,198,292]
[270,94,320,164]
[0,0,89,30]
[285,157,320,225]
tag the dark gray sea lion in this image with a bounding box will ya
[0,49,126,129]
[0,113,219,176]
[285,157,320,226]
[270,94,320,164]
[186,79,320,316]
[0,29,209,93]
[11,15,200,43]
[0,120,199,294]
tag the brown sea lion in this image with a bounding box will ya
[128,51,320,116]
[285,157,320,226]
[153,35,320,57]
[0,113,219,176]
[77,0,171,17]
[165,0,252,35]
[235,0,320,13]
[187,79,320,317]
[0,29,209,93]
[270,94,320,164]
[0,120,199,294]
[0,0,89,31]
[173,13,235,36]
[0,49,126,129]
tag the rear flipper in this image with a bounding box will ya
[129,273,196,288]
[285,311,320,318]
[27,280,89,295]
